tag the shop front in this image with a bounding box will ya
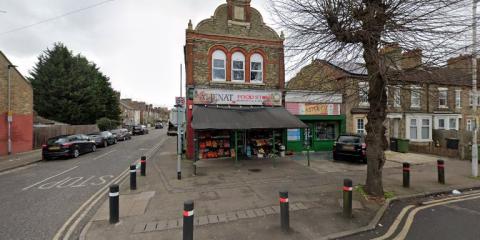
[285,91,346,152]
[188,88,307,163]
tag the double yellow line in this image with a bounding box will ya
[373,192,480,240]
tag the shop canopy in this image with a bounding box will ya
[192,105,308,130]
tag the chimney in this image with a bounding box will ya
[447,55,473,73]
[401,49,422,69]
[380,43,402,69]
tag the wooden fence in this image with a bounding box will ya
[33,125,99,149]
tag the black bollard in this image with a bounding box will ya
[343,179,353,218]
[183,200,194,240]
[403,162,410,188]
[130,164,137,190]
[109,184,119,224]
[279,191,290,232]
[437,160,445,184]
[141,156,146,176]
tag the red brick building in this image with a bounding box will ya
[0,51,34,155]
[184,0,305,160]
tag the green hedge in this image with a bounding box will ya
[96,117,120,131]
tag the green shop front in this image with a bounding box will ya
[285,91,346,152]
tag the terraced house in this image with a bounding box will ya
[184,0,306,161]
[287,44,480,160]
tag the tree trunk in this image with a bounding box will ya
[363,43,388,197]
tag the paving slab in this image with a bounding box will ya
[207,215,219,224]
[92,191,155,221]
[226,212,238,221]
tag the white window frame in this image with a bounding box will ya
[250,53,263,83]
[437,118,446,129]
[231,52,245,82]
[394,86,401,108]
[455,90,461,109]
[358,82,369,107]
[434,115,461,131]
[467,119,474,131]
[356,118,366,134]
[410,86,421,108]
[449,118,457,130]
[406,114,432,142]
[212,50,227,82]
[438,88,448,108]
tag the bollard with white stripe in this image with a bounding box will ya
[183,200,194,240]
[437,159,445,184]
[140,156,146,176]
[130,164,137,190]
[109,184,119,224]
[343,179,353,218]
[279,191,290,232]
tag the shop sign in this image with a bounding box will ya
[286,103,341,115]
[193,88,282,106]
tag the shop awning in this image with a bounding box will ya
[192,106,308,130]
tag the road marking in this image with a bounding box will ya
[392,194,480,240]
[22,166,78,191]
[93,150,116,160]
[372,205,415,240]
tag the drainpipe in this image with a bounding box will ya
[7,64,17,155]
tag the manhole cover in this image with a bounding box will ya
[248,169,262,173]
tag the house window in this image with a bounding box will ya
[467,119,475,131]
[455,90,461,108]
[250,53,263,83]
[394,86,401,107]
[356,119,365,134]
[438,118,445,129]
[212,50,226,81]
[469,91,480,106]
[410,119,418,139]
[438,88,448,108]
[359,82,369,106]
[411,86,421,108]
[449,118,457,129]
[421,119,430,139]
[231,52,245,82]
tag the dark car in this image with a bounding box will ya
[333,134,367,163]
[42,134,96,160]
[111,129,131,141]
[132,125,149,135]
[155,122,164,129]
[88,131,117,147]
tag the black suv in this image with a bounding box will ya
[132,125,149,135]
[333,134,367,163]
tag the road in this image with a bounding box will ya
[0,128,168,240]
[341,191,480,240]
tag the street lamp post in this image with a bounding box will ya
[473,0,478,177]
[7,64,17,155]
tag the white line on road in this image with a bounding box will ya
[93,150,117,160]
[22,166,78,191]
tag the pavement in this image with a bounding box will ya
[82,139,480,240]
[0,128,166,240]
[0,149,43,173]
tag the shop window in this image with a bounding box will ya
[358,82,369,107]
[232,52,245,82]
[212,50,226,81]
[316,123,337,140]
[250,53,263,83]
[438,88,448,108]
[356,119,365,134]
[411,86,421,108]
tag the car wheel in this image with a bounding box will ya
[104,140,108,148]
[91,145,96,152]
[73,149,80,158]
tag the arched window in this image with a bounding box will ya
[250,53,263,83]
[212,50,226,81]
[231,52,245,82]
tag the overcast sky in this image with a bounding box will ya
[0,0,273,108]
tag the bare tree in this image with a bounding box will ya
[270,0,471,196]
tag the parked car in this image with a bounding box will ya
[132,125,149,135]
[111,128,132,141]
[167,122,177,136]
[155,122,164,129]
[42,134,96,160]
[88,131,117,147]
[333,134,367,163]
